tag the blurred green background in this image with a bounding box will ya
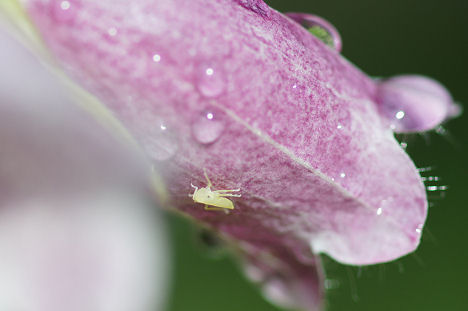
[165,0,468,310]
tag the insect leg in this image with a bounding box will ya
[214,189,241,193]
[189,183,198,197]
[204,205,226,212]
[203,168,213,188]
[218,193,241,197]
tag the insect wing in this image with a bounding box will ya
[209,196,235,210]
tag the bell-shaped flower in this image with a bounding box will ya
[5,0,459,309]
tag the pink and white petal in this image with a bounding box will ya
[0,26,169,311]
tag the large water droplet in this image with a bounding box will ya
[285,13,342,52]
[142,120,178,161]
[51,0,79,23]
[192,109,225,144]
[195,63,226,98]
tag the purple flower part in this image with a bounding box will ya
[20,0,447,309]
[376,75,460,133]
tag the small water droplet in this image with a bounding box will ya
[395,110,405,120]
[108,27,118,36]
[382,105,409,131]
[152,54,161,62]
[133,37,167,64]
[340,172,346,178]
[142,119,178,161]
[377,198,394,216]
[196,63,226,98]
[192,109,225,144]
[285,13,342,52]
[61,1,70,10]
[337,124,343,129]
[51,0,79,23]
[415,224,423,234]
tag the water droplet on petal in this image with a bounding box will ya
[377,198,393,216]
[60,0,70,10]
[196,63,226,98]
[142,119,178,161]
[395,110,405,120]
[285,13,342,52]
[192,109,225,144]
[415,224,423,234]
[51,0,79,23]
[152,54,161,62]
[129,37,170,79]
[107,27,118,36]
[339,172,346,178]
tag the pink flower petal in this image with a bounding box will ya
[376,75,460,132]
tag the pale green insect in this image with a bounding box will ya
[189,169,241,212]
